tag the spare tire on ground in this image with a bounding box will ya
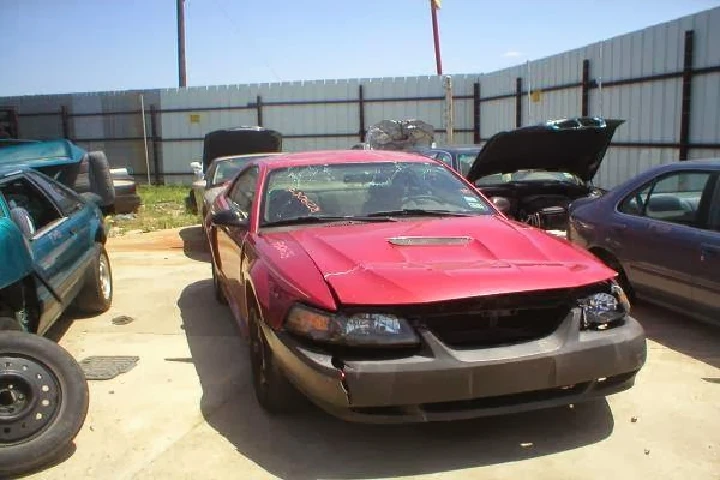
[0,332,89,477]
[87,151,116,215]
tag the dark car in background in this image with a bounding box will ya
[410,144,481,177]
[109,168,141,214]
[568,158,720,326]
[186,127,282,214]
[413,118,622,234]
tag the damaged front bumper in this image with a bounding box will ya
[264,309,647,424]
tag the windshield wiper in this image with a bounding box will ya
[263,215,397,227]
[365,209,475,218]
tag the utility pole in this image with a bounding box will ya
[177,0,187,87]
[430,0,443,75]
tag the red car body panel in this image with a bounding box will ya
[259,216,616,307]
[209,150,618,331]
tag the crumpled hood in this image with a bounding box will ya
[466,117,624,183]
[263,216,616,306]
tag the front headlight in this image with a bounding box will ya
[285,304,420,347]
[579,282,631,330]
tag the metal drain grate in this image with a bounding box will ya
[79,356,139,380]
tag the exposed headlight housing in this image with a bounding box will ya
[579,281,631,330]
[285,304,419,347]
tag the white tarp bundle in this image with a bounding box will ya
[365,120,435,151]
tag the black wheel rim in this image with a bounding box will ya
[0,355,61,445]
[249,313,268,392]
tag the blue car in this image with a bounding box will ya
[568,158,720,326]
[0,165,113,334]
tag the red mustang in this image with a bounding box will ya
[207,150,646,423]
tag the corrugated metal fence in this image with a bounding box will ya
[1,7,719,188]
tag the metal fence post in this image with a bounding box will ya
[150,104,162,185]
[679,30,695,161]
[358,85,366,142]
[60,106,70,139]
[473,82,481,144]
[581,59,590,117]
[256,95,264,127]
[515,77,523,127]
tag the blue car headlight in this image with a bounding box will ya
[579,281,631,330]
[285,304,419,347]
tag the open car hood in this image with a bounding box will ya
[466,118,624,183]
[202,127,282,171]
[0,139,86,169]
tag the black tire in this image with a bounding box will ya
[211,262,227,305]
[75,247,113,314]
[248,306,301,413]
[0,332,89,477]
[87,151,116,212]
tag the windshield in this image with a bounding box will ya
[474,170,583,186]
[261,161,493,225]
[212,156,271,185]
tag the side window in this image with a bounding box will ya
[228,167,259,218]
[433,152,452,166]
[29,172,83,216]
[620,171,712,226]
[619,183,652,216]
[0,176,63,234]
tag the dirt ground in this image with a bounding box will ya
[27,226,720,480]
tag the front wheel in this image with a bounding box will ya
[0,332,89,477]
[248,306,301,413]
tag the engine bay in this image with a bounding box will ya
[478,181,599,231]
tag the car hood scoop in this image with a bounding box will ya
[387,236,472,246]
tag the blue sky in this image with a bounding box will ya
[1,0,719,96]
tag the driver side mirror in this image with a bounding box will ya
[211,208,247,228]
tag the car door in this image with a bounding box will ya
[692,173,720,321]
[615,170,714,311]
[0,175,69,329]
[216,166,258,318]
[28,171,95,299]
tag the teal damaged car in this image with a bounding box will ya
[0,165,113,334]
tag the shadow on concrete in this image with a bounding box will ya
[178,279,614,480]
[632,300,720,369]
[179,226,210,263]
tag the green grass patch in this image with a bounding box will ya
[107,185,200,236]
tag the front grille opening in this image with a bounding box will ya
[422,383,588,413]
[418,305,570,348]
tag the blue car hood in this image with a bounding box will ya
[0,217,33,290]
[0,139,86,169]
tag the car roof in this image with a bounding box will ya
[255,150,439,170]
[664,158,720,169]
[213,152,283,162]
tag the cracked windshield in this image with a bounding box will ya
[262,161,491,225]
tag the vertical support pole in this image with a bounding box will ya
[256,95,263,127]
[515,77,523,128]
[358,85,366,142]
[430,0,443,75]
[60,106,70,139]
[177,0,187,88]
[581,59,590,117]
[472,82,481,144]
[10,108,19,138]
[443,75,454,144]
[150,104,162,185]
[679,30,694,161]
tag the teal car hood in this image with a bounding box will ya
[0,139,86,169]
[0,217,33,290]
